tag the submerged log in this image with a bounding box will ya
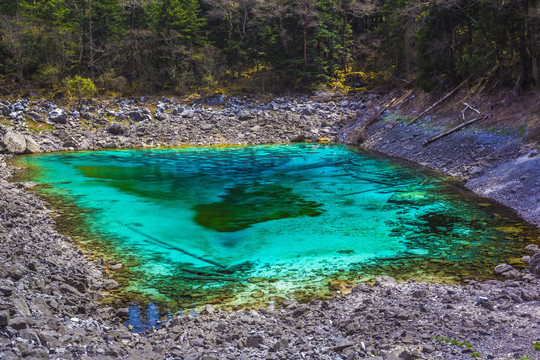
[174,275,238,282]
[125,225,226,268]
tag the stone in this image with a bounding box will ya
[104,279,120,290]
[115,308,129,318]
[302,107,314,116]
[24,136,40,153]
[107,123,125,135]
[245,335,265,348]
[520,288,538,301]
[374,276,397,287]
[271,339,289,352]
[2,131,27,154]
[524,244,539,253]
[48,109,67,124]
[527,252,540,275]
[128,109,151,122]
[0,286,13,296]
[494,263,514,275]
[109,263,123,271]
[501,269,521,279]
[0,310,9,326]
[13,297,31,316]
[291,134,306,142]
[237,110,253,121]
[204,304,216,314]
[181,110,195,119]
[411,290,429,299]
[333,341,354,353]
[9,316,28,330]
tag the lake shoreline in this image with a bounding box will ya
[1,95,539,359]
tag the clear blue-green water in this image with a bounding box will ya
[14,144,538,313]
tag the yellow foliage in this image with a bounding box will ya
[328,69,383,93]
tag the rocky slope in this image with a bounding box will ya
[348,119,540,228]
[0,95,539,359]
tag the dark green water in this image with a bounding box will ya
[14,144,538,312]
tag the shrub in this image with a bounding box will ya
[66,76,96,104]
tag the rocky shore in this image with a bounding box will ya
[0,95,539,359]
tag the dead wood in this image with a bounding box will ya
[423,114,490,146]
[407,76,471,126]
[125,225,226,268]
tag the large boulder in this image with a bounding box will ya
[106,123,125,135]
[237,110,253,121]
[24,135,41,153]
[48,109,67,124]
[127,108,152,122]
[2,131,27,154]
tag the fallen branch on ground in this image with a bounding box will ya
[407,76,471,126]
[423,114,491,146]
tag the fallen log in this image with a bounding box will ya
[174,275,238,282]
[423,114,490,146]
[407,77,471,126]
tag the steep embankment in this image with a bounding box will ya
[354,120,540,227]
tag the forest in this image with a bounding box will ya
[0,0,539,95]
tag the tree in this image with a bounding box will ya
[295,0,318,69]
[66,75,96,103]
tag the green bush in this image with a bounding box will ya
[66,76,96,104]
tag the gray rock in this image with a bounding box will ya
[520,288,538,301]
[333,341,354,353]
[48,109,67,124]
[109,263,123,271]
[172,107,184,116]
[107,123,125,135]
[237,110,253,121]
[494,263,514,275]
[181,109,195,118]
[24,136,40,153]
[128,109,151,122]
[2,131,27,154]
[501,269,521,279]
[411,290,429,299]
[245,334,265,348]
[302,107,314,116]
[374,276,397,287]
[13,297,31,316]
[524,244,539,253]
[9,316,28,330]
[104,279,120,290]
[27,112,43,122]
[0,310,9,326]
[0,286,13,296]
[115,308,129,318]
[528,252,540,275]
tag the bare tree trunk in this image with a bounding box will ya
[303,27,307,69]
[89,0,95,82]
[341,5,347,70]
